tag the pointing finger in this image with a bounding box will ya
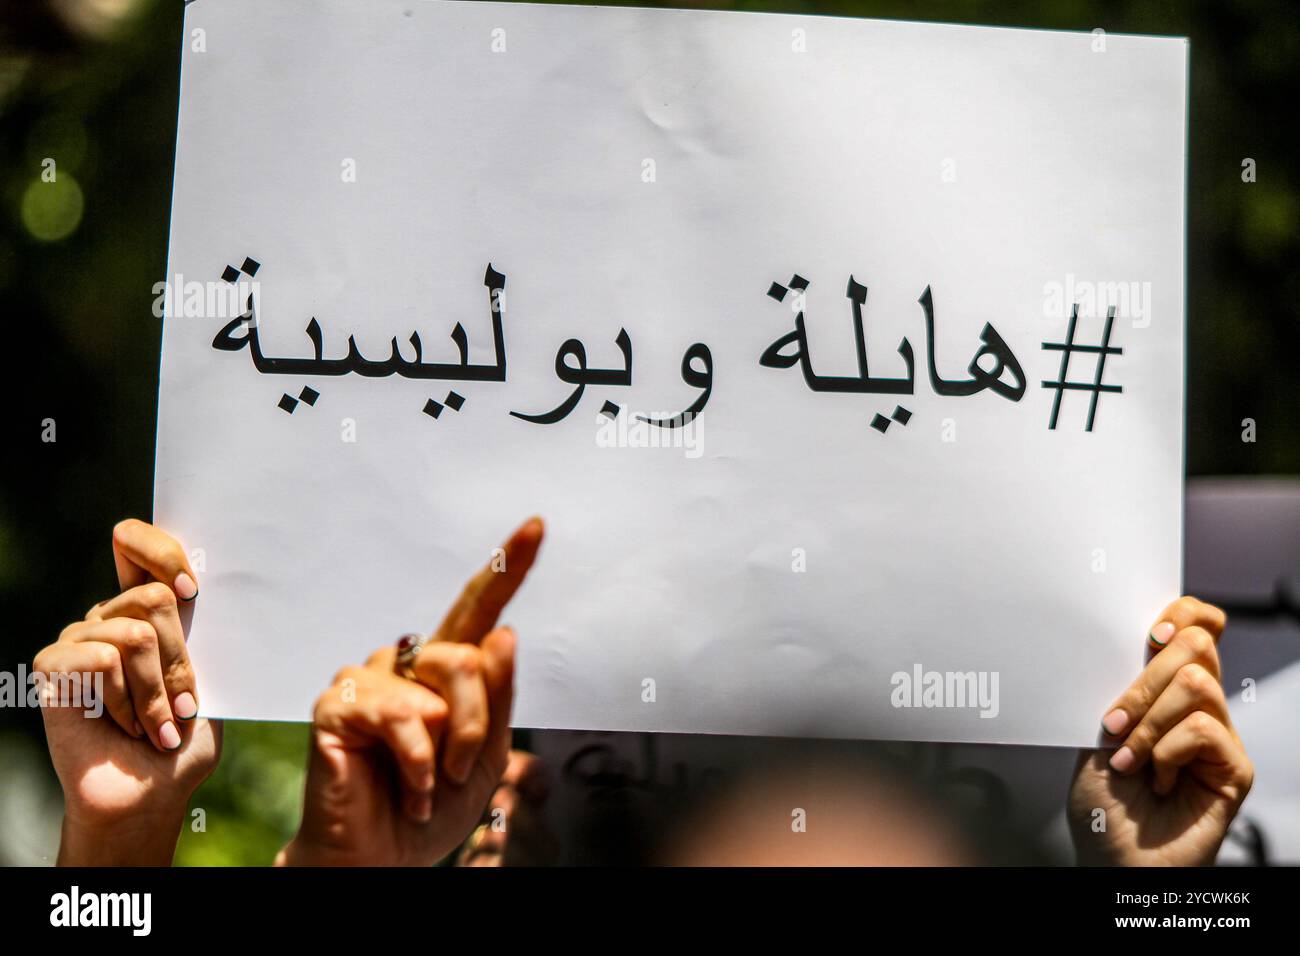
[434,518,543,646]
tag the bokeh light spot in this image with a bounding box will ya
[20,175,84,242]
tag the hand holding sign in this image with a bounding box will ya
[33,521,221,865]
[1068,596,1252,866]
[278,518,543,867]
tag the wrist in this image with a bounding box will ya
[58,806,186,866]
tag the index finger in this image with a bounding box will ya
[112,519,199,601]
[434,517,544,645]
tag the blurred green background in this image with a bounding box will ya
[1,0,1296,865]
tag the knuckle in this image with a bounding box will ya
[137,581,177,614]
[1184,709,1217,739]
[121,621,158,654]
[1179,625,1215,660]
[1175,595,1201,620]
[452,645,482,678]
[406,739,434,765]
[164,656,195,689]
[387,696,416,722]
[423,693,449,725]
[1150,737,1172,767]
[311,694,332,724]
[112,518,144,545]
[313,682,354,722]
[32,646,56,674]
[1126,718,1156,754]
[91,643,121,675]
[1175,662,1218,699]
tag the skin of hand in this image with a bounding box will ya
[34,520,221,866]
[1068,596,1253,866]
[277,517,544,867]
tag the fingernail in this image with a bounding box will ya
[1148,621,1175,647]
[1101,708,1129,736]
[415,795,432,822]
[173,692,198,720]
[174,572,198,602]
[132,720,144,738]
[419,770,434,792]
[1109,746,1135,773]
[159,721,182,751]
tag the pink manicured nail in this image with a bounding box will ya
[174,692,198,720]
[159,721,181,751]
[1109,746,1135,772]
[174,572,198,601]
[1101,708,1129,736]
[1148,621,1175,647]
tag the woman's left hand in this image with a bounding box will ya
[1068,596,1253,866]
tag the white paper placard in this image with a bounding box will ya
[155,0,1186,745]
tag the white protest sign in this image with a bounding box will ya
[155,0,1186,746]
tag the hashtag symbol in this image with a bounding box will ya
[1041,304,1123,432]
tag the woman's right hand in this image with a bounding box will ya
[34,519,221,866]
[278,518,543,867]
